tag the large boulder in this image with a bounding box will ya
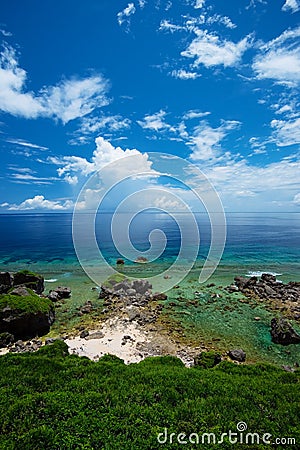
[13,270,44,294]
[0,287,54,339]
[0,272,14,294]
[270,318,300,345]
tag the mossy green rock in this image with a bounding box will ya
[0,287,54,339]
[194,351,222,368]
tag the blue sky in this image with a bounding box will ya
[0,0,299,212]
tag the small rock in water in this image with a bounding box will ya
[116,258,125,265]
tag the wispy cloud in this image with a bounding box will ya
[6,138,48,151]
[188,120,241,161]
[0,44,110,123]
[252,27,300,85]
[282,0,300,13]
[181,30,252,68]
[271,117,300,146]
[117,3,136,30]
[0,29,12,37]
[170,69,200,79]
[137,110,174,132]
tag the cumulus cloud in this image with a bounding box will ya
[282,0,300,13]
[252,27,300,84]
[51,136,156,185]
[0,44,109,122]
[181,30,251,68]
[5,195,73,210]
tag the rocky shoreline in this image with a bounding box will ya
[1,270,300,368]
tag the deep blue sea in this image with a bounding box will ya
[0,212,299,283]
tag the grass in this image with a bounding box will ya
[0,341,299,449]
[0,289,52,314]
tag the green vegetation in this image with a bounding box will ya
[0,289,52,314]
[194,351,222,369]
[0,341,299,449]
[102,273,126,288]
[14,269,39,277]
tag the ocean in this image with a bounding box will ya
[0,212,299,283]
[0,212,299,366]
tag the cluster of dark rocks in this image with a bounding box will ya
[0,270,73,345]
[227,273,300,305]
[226,273,300,346]
[98,279,167,326]
[0,270,44,295]
[48,286,71,302]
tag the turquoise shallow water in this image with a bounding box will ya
[0,212,299,366]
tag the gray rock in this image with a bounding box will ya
[80,330,89,339]
[9,286,31,297]
[228,349,246,362]
[85,331,104,340]
[48,291,60,302]
[53,286,71,299]
[270,318,300,345]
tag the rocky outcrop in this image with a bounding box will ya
[228,273,300,303]
[98,278,164,326]
[0,270,44,295]
[270,318,300,345]
[0,286,54,339]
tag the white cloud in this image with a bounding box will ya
[138,0,146,7]
[117,3,136,28]
[293,193,300,205]
[159,20,185,33]
[236,190,257,197]
[252,27,300,84]
[189,120,241,161]
[6,138,48,151]
[206,14,236,29]
[171,69,200,79]
[0,29,12,37]
[282,0,300,13]
[182,30,251,68]
[79,114,131,136]
[42,76,109,124]
[137,110,173,132]
[0,45,109,122]
[183,110,210,120]
[6,195,73,210]
[271,117,300,146]
[0,45,46,118]
[52,136,155,185]
[194,0,205,8]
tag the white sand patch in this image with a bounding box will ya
[65,318,150,364]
